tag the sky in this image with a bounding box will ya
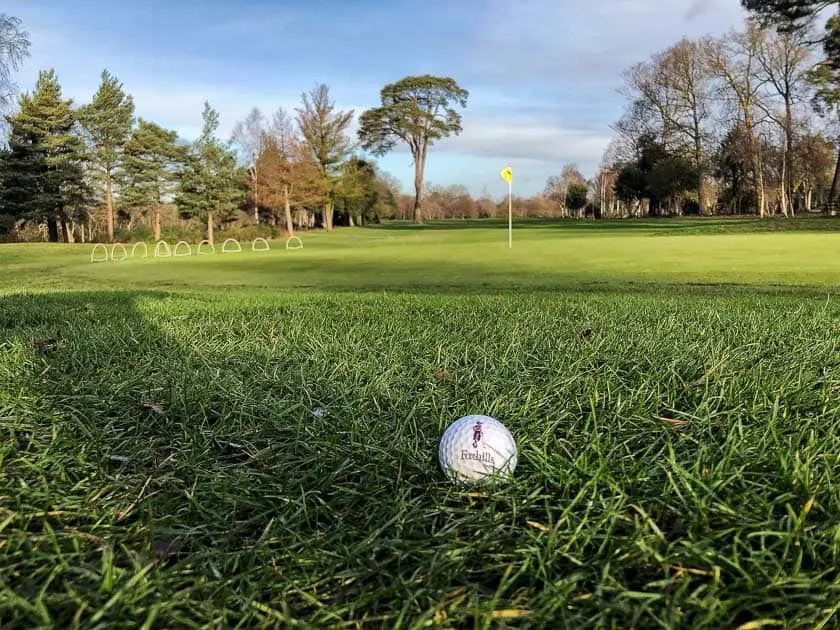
[6,0,748,198]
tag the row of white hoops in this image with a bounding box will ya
[91,236,303,263]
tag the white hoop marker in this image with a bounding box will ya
[154,240,172,258]
[131,242,149,259]
[197,240,215,255]
[111,243,128,262]
[173,240,192,257]
[90,243,109,263]
[222,238,242,253]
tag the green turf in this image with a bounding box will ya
[2,218,840,628]
[2,217,840,295]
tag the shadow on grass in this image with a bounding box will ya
[0,290,468,626]
[3,289,840,627]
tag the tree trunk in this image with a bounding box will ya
[284,185,294,236]
[106,170,115,243]
[828,145,840,211]
[63,221,75,243]
[783,95,793,217]
[324,199,334,231]
[693,117,709,215]
[207,212,214,245]
[154,204,161,241]
[779,158,789,218]
[252,164,260,223]
[412,179,423,224]
[746,113,765,218]
[412,144,428,225]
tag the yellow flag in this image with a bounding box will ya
[500,167,512,184]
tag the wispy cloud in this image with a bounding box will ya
[5,0,748,195]
[440,117,611,164]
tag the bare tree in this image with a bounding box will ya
[544,175,567,217]
[611,98,662,162]
[269,107,296,156]
[0,14,30,115]
[620,58,681,150]
[660,38,716,213]
[708,23,770,217]
[755,27,814,216]
[790,130,835,211]
[544,164,587,218]
[232,107,267,222]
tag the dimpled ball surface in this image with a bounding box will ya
[438,415,517,483]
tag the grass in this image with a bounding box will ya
[2,217,840,628]
[3,217,840,295]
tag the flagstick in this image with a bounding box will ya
[507,180,512,249]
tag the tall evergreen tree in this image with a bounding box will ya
[123,119,183,240]
[295,84,354,231]
[0,69,87,241]
[358,75,468,224]
[79,69,135,243]
[177,102,244,244]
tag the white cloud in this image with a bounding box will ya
[423,0,748,186]
[5,0,751,195]
[437,115,610,164]
[467,0,745,86]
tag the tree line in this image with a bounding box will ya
[0,15,470,243]
[591,2,840,218]
[3,4,839,243]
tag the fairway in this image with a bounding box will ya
[3,220,840,628]
[3,218,840,294]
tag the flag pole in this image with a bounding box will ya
[500,166,513,249]
[507,179,512,249]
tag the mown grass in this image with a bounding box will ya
[2,218,840,628]
[2,217,840,295]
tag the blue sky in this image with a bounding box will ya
[7,0,747,198]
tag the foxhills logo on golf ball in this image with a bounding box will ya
[438,415,517,483]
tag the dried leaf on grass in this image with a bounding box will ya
[655,415,689,427]
[140,401,165,415]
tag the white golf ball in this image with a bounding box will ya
[438,415,517,483]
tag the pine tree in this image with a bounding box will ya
[358,75,468,224]
[177,102,244,244]
[123,119,183,240]
[0,69,87,242]
[79,69,135,243]
[295,84,354,231]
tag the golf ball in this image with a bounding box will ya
[438,415,517,483]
